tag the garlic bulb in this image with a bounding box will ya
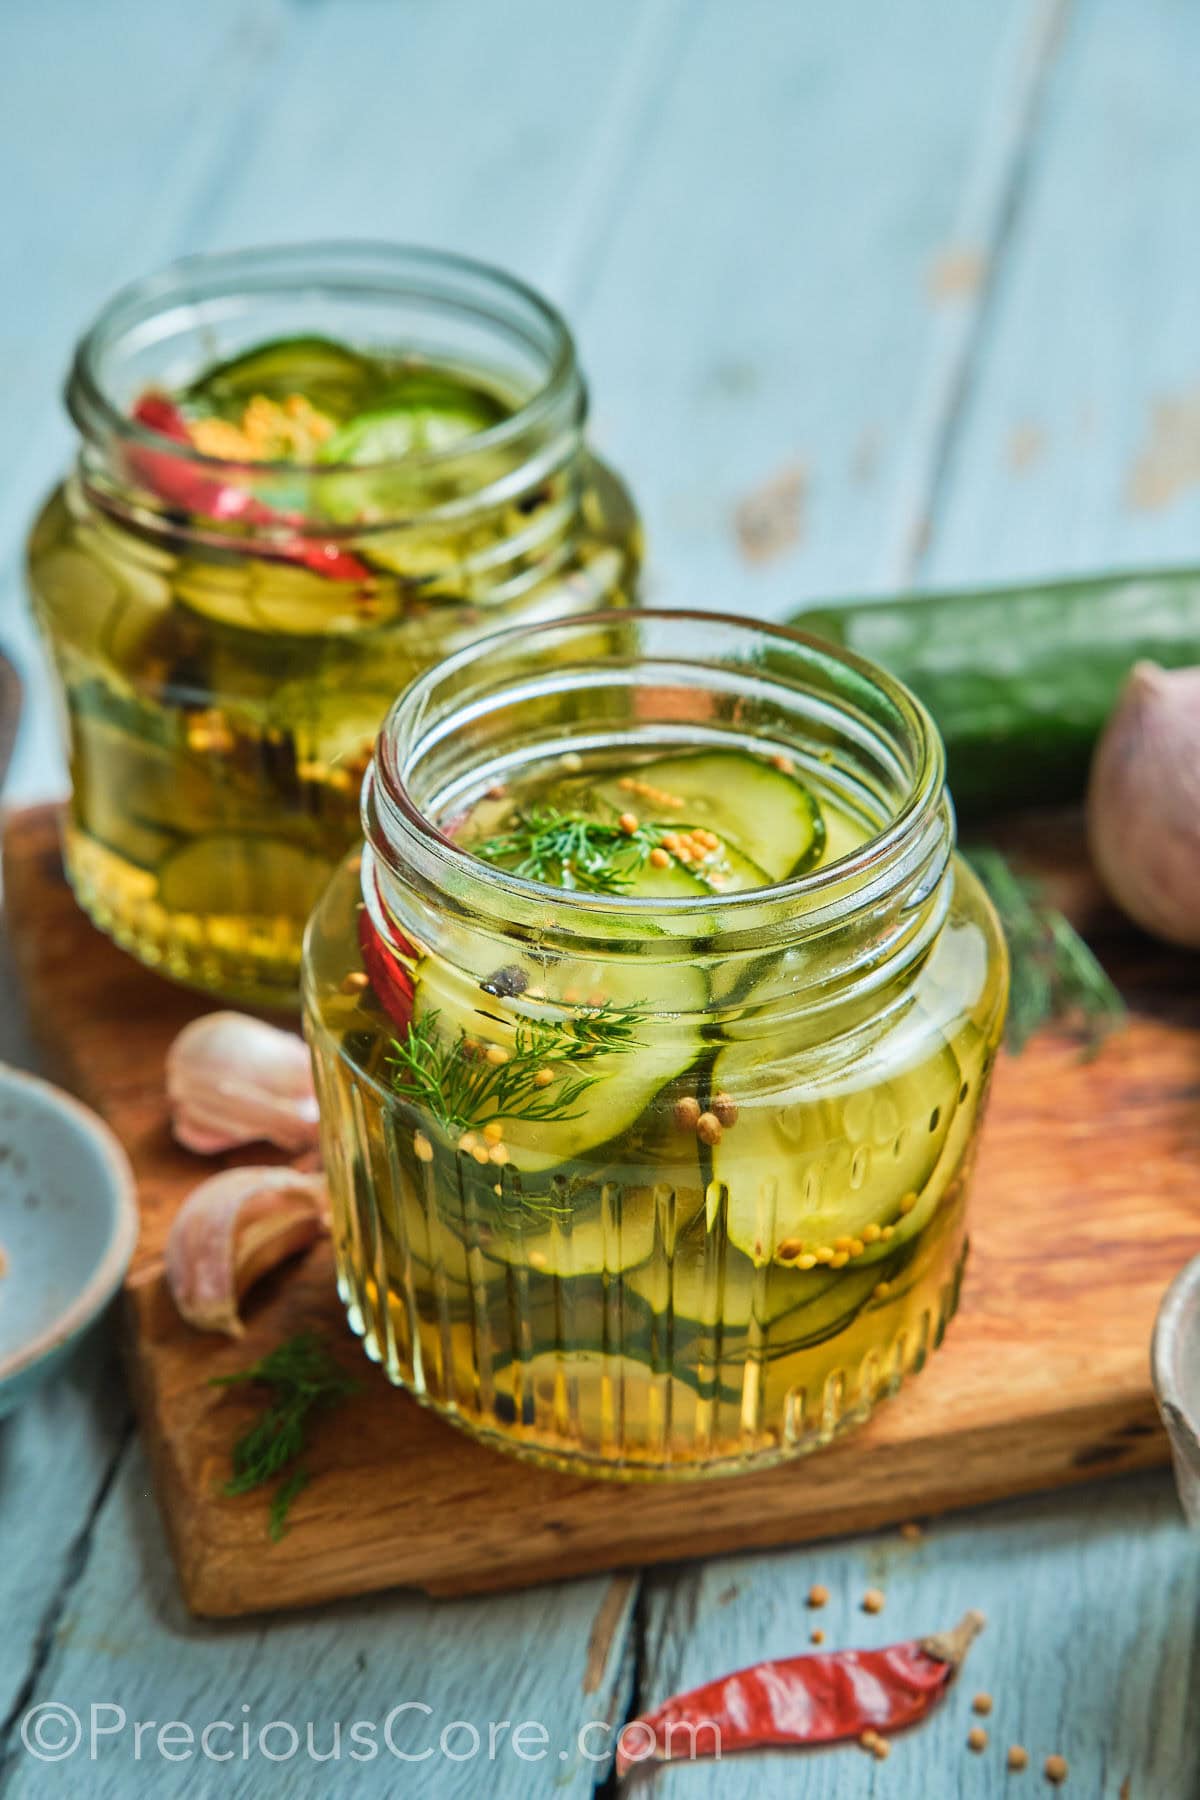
[166,1012,320,1154]
[165,1165,328,1336]
[1087,661,1200,949]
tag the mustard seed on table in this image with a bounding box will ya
[807,1584,829,1608]
[968,1726,989,1753]
[1008,1745,1030,1771]
[973,1692,994,1716]
[1044,1754,1069,1784]
[861,1587,886,1614]
[810,1628,825,1645]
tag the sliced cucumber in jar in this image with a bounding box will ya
[320,375,508,464]
[592,750,825,881]
[712,1013,964,1268]
[185,335,375,420]
[156,834,331,920]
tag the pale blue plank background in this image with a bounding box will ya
[1,2,1198,1796]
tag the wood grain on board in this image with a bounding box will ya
[3,802,1195,1619]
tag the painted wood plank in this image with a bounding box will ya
[630,1472,1199,1796]
[1,1441,635,1798]
[0,1334,128,1748]
[919,0,1200,586]
[0,0,294,806]
[572,0,1045,615]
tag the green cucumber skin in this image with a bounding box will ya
[792,570,1200,815]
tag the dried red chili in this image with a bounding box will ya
[128,394,371,583]
[357,901,416,1032]
[615,1609,984,1775]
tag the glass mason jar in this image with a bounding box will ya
[27,244,640,1005]
[303,612,1008,1479]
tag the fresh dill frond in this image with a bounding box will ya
[965,846,1126,1054]
[472,807,666,893]
[387,1004,645,1136]
[210,1333,358,1540]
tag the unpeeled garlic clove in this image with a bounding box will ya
[165,1166,328,1336]
[166,1012,320,1154]
[1087,661,1200,950]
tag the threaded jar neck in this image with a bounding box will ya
[65,242,588,595]
[363,610,954,1019]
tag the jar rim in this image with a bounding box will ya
[66,240,581,477]
[369,608,949,950]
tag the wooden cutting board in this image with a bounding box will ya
[3,803,1196,1618]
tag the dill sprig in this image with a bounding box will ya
[472,807,666,893]
[210,1333,359,1542]
[388,1003,644,1136]
[965,846,1126,1054]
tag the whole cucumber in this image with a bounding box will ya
[790,569,1200,816]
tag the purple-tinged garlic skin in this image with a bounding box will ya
[165,1166,328,1336]
[166,1012,320,1154]
[1087,661,1200,950]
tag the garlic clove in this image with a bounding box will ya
[166,1012,321,1155]
[1087,661,1200,950]
[165,1165,328,1336]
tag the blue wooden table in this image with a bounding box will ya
[2,3,1199,1794]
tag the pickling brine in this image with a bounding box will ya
[303,612,1008,1477]
[28,246,640,1004]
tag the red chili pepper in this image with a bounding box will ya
[129,393,372,582]
[357,905,416,1032]
[615,1610,985,1775]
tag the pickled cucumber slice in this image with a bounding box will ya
[186,335,374,421]
[712,1027,963,1267]
[407,946,706,1179]
[593,751,825,881]
[319,375,508,464]
[156,834,330,920]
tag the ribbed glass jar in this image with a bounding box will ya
[27,244,640,1005]
[302,612,1008,1479]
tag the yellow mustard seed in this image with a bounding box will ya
[563,987,582,1005]
[489,1143,509,1166]
[484,1045,509,1067]
[587,990,608,1008]
[810,1627,825,1645]
[872,1739,890,1761]
[797,1252,818,1270]
[712,1092,739,1128]
[339,970,369,995]
[829,1251,850,1269]
[649,846,672,869]
[618,811,639,835]
[880,1224,895,1241]
[696,1112,724,1147]
[815,1246,835,1264]
[899,1192,918,1215]
[1044,1754,1068,1784]
[771,752,795,773]
[472,1145,490,1166]
[860,1730,879,1751]
[874,1280,893,1299]
[834,1235,853,1251]
[459,1132,478,1153]
[1007,1745,1029,1771]
[777,1237,804,1261]
[861,1587,885,1614]
[534,1067,556,1089]
[674,1096,702,1131]
[862,1223,882,1244]
[807,1584,829,1608]
[972,1692,993,1716]
[968,1726,989,1753]
[483,1122,505,1145]
[413,1132,434,1164]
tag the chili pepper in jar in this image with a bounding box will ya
[357,902,417,1032]
[615,1610,984,1775]
[129,395,371,582]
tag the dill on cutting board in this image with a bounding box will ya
[211,1333,359,1542]
[964,846,1126,1053]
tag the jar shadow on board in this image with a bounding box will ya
[27,243,641,1006]
[302,610,1009,1480]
